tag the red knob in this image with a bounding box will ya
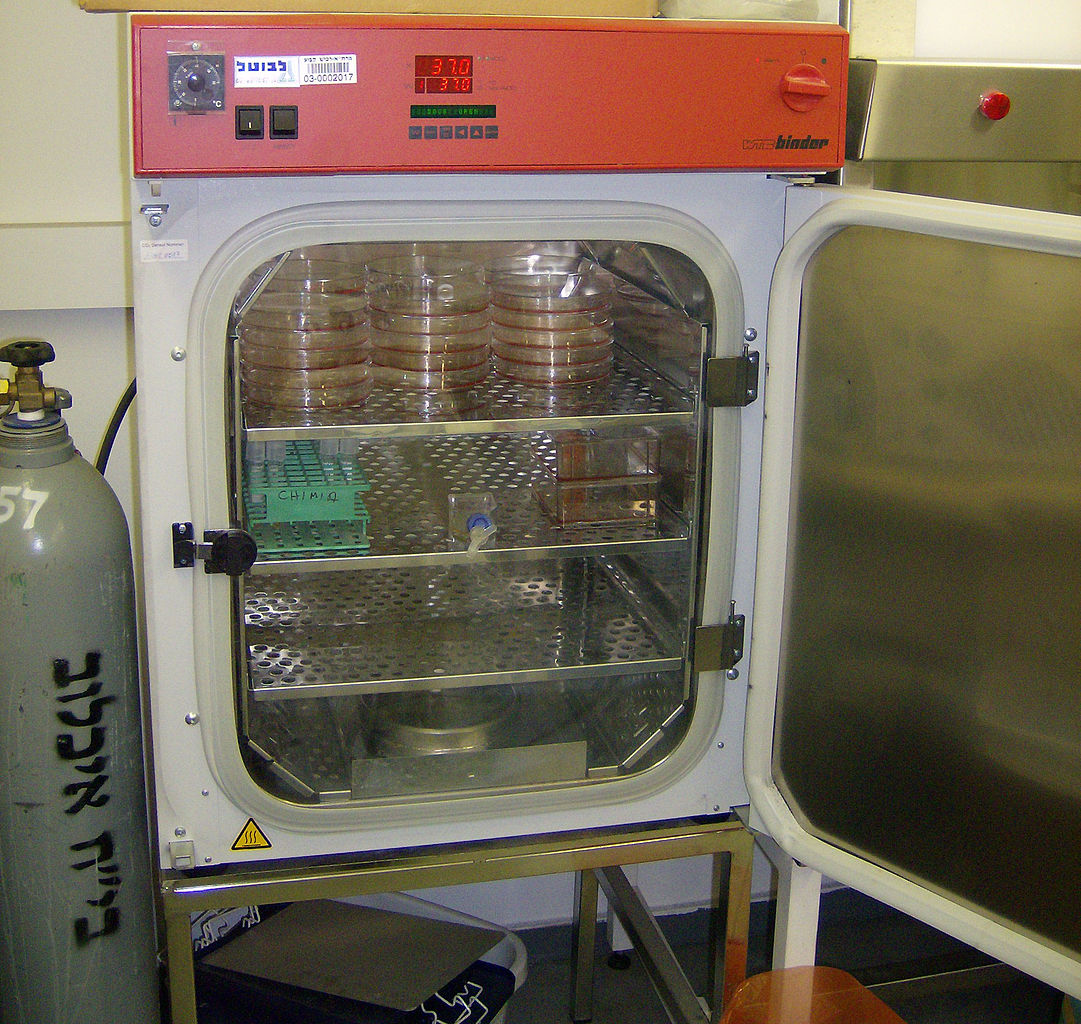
[781,64,831,112]
[979,90,1011,120]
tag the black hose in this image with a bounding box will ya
[95,378,137,475]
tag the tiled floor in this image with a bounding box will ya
[504,889,1065,1024]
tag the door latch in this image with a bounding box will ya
[704,346,760,408]
[140,203,170,228]
[172,523,258,576]
[694,603,746,673]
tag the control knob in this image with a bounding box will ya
[168,53,225,111]
[780,64,832,112]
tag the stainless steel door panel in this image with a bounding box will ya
[781,223,1081,943]
[749,189,1081,995]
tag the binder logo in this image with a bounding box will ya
[774,134,830,150]
[743,135,831,151]
[231,818,272,851]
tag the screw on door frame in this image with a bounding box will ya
[140,203,170,228]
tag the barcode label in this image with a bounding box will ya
[299,54,358,85]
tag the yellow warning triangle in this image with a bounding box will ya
[231,817,272,851]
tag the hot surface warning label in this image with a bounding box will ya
[231,818,272,851]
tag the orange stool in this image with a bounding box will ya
[720,966,907,1024]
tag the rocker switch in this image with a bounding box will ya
[269,105,299,139]
[235,105,264,139]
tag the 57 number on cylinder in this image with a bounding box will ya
[0,485,49,530]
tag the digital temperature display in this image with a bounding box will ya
[415,54,474,94]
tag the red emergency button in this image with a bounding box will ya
[979,90,1011,120]
[781,63,831,112]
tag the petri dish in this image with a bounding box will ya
[491,322,612,350]
[240,360,371,390]
[257,258,366,295]
[239,321,369,353]
[370,358,489,391]
[242,365,372,409]
[487,255,612,313]
[240,339,370,370]
[370,345,489,373]
[490,305,611,331]
[491,337,611,367]
[493,352,612,386]
[370,307,491,336]
[240,292,368,333]
[371,325,491,354]
[366,256,489,315]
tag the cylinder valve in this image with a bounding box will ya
[0,338,73,421]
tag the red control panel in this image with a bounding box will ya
[131,14,848,176]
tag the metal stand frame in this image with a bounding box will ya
[751,829,823,970]
[160,818,753,1024]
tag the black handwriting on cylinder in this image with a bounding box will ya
[56,656,125,943]
[71,831,123,939]
[73,908,121,945]
[54,653,102,687]
[70,830,124,943]
[58,695,116,728]
[57,726,106,760]
[54,655,113,816]
[63,775,112,814]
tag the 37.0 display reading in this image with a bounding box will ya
[415,54,474,94]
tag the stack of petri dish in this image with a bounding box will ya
[612,281,700,384]
[366,256,491,392]
[238,259,371,411]
[487,256,614,387]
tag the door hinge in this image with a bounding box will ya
[704,346,760,408]
[694,603,746,673]
[172,522,258,576]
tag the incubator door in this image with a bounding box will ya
[747,186,1081,997]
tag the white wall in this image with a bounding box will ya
[1,1,130,311]
[4,0,1078,933]
[849,0,918,58]
[915,0,1081,61]
[0,1,135,519]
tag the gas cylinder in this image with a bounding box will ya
[0,340,160,1024]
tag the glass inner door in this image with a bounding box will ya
[225,239,715,805]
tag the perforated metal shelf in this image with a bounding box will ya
[246,430,692,572]
[243,556,687,700]
[241,347,695,441]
